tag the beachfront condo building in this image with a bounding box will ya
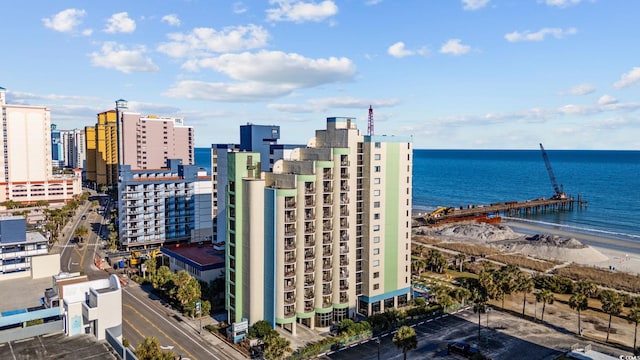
[117,159,212,250]
[0,87,82,204]
[225,117,412,334]
[211,124,299,244]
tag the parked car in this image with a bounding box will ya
[81,215,87,220]
[447,341,480,357]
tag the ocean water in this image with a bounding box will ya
[195,147,640,243]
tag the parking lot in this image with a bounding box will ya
[324,307,631,359]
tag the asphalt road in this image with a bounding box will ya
[122,284,245,360]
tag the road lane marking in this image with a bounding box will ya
[123,304,196,360]
[123,289,224,360]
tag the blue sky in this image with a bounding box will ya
[2,0,639,149]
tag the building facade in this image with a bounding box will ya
[117,159,212,250]
[85,110,118,189]
[0,216,49,280]
[225,117,412,334]
[0,87,82,203]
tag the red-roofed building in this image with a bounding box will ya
[161,242,224,283]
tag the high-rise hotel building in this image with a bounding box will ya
[226,117,412,333]
[0,87,82,203]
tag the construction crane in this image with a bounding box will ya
[539,143,566,200]
[367,105,374,136]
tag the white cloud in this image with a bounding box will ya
[439,39,471,56]
[164,81,295,102]
[104,12,136,34]
[161,14,181,27]
[266,0,338,23]
[89,42,159,73]
[268,97,400,113]
[543,0,581,8]
[388,42,413,58]
[233,2,248,14]
[598,95,618,105]
[561,83,595,95]
[42,8,87,33]
[505,27,577,42]
[166,51,356,102]
[462,0,490,11]
[365,0,383,5]
[81,29,94,36]
[614,67,640,89]
[157,25,269,58]
[183,51,356,87]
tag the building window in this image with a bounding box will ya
[373,260,380,267]
[373,272,379,278]
[373,248,380,255]
[374,166,381,172]
[374,201,380,208]
[373,284,379,290]
[374,178,381,184]
[373,190,380,196]
[374,213,380,220]
[373,236,380,243]
[375,142,381,148]
[373,225,380,231]
[374,154,381,160]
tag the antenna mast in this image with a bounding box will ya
[367,105,374,136]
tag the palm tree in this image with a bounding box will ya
[627,306,640,353]
[600,290,624,343]
[575,280,597,298]
[471,287,487,340]
[569,293,588,336]
[451,287,471,307]
[392,325,418,360]
[427,249,447,273]
[455,253,466,272]
[73,225,89,243]
[535,289,555,322]
[264,332,291,360]
[517,272,534,318]
[416,244,425,258]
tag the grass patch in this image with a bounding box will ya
[553,264,640,293]
[486,254,557,272]
[433,242,500,257]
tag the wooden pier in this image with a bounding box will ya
[413,196,587,227]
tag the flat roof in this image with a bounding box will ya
[162,243,225,271]
[0,277,51,313]
[0,332,117,359]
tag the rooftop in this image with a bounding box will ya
[162,242,225,271]
[0,332,117,359]
[0,277,51,313]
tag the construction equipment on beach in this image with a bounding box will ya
[539,143,567,200]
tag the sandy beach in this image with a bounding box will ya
[502,219,640,275]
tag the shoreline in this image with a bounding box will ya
[501,219,640,274]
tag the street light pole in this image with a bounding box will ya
[376,338,380,360]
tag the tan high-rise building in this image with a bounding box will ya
[226,117,412,334]
[0,87,81,203]
[86,100,194,189]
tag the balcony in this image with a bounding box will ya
[304,301,314,312]
[284,295,296,305]
[284,266,296,278]
[323,234,332,244]
[304,235,315,247]
[340,281,349,291]
[285,225,296,236]
[340,245,349,254]
[323,246,332,257]
[304,276,314,287]
[285,240,296,250]
[340,220,349,229]
[323,184,333,192]
[304,224,315,234]
[340,207,349,217]
[323,221,332,231]
[323,169,332,180]
[323,195,333,205]
[285,198,296,208]
[284,281,295,291]
[284,254,296,264]
[340,269,349,279]
[304,251,315,260]
[305,210,314,220]
[284,307,295,317]
[305,197,315,207]
[340,256,349,266]
[340,195,349,205]
[322,296,332,308]
[323,286,332,295]
[323,271,332,282]
[340,293,348,303]
[323,209,332,218]
[304,290,314,300]
[323,260,332,269]
[305,184,315,194]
